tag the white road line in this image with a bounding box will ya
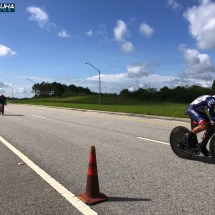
[137,137,170,145]
[0,136,98,215]
[32,115,46,119]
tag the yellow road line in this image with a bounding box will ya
[12,104,190,127]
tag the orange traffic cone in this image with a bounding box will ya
[78,145,108,204]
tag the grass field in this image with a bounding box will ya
[8,95,190,118]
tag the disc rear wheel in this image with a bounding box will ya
[170,126,194,159]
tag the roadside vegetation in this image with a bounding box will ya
[8,95,189,118]
[7,81,215,118]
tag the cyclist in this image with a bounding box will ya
[187,95,215,157]
[0,94,7,115]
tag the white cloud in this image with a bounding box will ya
[27,6,49,28]
[0,89,5,94]
[57,30,70,38]
[0,45,16,56]
[113,20,134,53]
[128,81,149,92]
[126,62,154,78]
[0,80,12,96]
[114,20,127,42]
[167,0,181,10]
[169,77,194,88]
[86,73,127,83]
[183,0,215,49]
[19,87,27,94]
[15,72,178,98]
[139,23,154,38]
[169,76,213,89]
[0,79,10,88]
[180,44,215,79]
[85,72,176,93]
[122,41,134,53]
[86,30,93,37]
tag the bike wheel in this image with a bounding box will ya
[209,136,215,162]
[170,126,193,159]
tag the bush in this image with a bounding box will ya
[120,85,215,103]
[61,92,78,97]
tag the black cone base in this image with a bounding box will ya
[78,192,108,205]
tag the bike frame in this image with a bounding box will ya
[185,111,215,148]
[198,126,215,148]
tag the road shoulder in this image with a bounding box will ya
[8,103,190,123]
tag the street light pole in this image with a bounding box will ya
[85,63,101,105]
[8,86,13,100]
[26,78,36,101]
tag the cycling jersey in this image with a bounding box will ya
[0,97,6,105]
[187,95,215,124]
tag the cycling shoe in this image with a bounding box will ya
[201,147,211,157]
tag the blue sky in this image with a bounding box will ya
[1,0,215,98]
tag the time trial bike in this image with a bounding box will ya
[170,112,215,161]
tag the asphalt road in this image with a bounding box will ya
[0,104,215,215]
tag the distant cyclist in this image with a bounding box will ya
[0,94,7,115]
[187,95,215,157]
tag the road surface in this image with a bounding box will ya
[0,104,215,215]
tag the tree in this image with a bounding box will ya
[77,86,85,94]
[84,87,91,95]
[212,80,215,90]
[68,84,78,93]
[119,89,131,97]
[160,86,169,91]
[56,83,64,96]
[50,82,64,96]
[62,84,69,93]
[32,83,40,97]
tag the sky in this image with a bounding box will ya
[1,0,215,98]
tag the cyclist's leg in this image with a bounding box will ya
[186,106,205,146]
[187,109,211,157]
[187,107,207,133]
[199,112,212,156]
[202,112,212,135]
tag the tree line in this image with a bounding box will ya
[119,84,215,103]
[6,80,215,103]
[31,82,92,98]
[28,80,215,102]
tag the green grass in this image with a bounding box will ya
[8,95,190,118]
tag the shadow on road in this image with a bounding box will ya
[107,197,151,202]
[2,114,25,116]
[190,156,215,164]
